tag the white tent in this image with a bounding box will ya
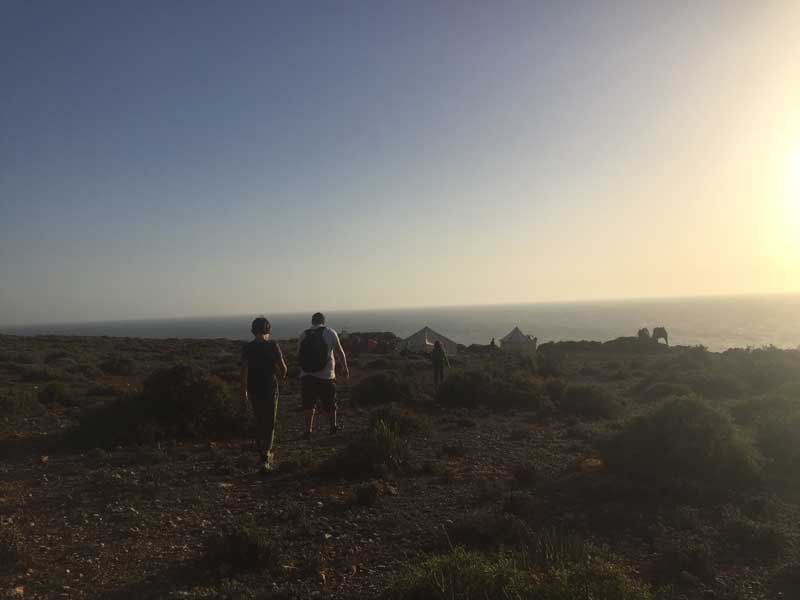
[400,326,458,355]
[501,326,537,354]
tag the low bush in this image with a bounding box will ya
[503,491,540,518]
[640,382,693,402]
[385,545,653,600]
[437,369,545,411]
[446,512,530,549]
[38,382,73,406]
[204,524,273,573]
[321,419,408,479]
[369,404,427,436]
[0,393,47,417]
[723,518,788,559]
[352,372,415,406]
[352,481,381,507]
[601,396,761,489]
[685,372,746,400]
[99,355,137,376]
[71,365,247,448]
[751,411,800,488]
[536,351,562,377]
[560,384,623,419]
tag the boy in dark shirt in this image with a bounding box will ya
[241,317,287,473]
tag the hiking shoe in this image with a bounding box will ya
[329,424,339,436]
[302,431,312,441]
[259,460,273,474]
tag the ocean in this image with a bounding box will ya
[2,295,799,352]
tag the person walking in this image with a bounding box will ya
[241,316,287,473]
[431,340,450,392]
[297,312,349,439]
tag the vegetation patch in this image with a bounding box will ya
[437,369,545,411]
[385,544,652,600]
[99,355,138,376]
[601,396,761,489]
[38,382,74,407]
[204,524,274,573]
[560,384,623,419]
[352,372,415,406]
[320,419,408,479]
[71,365,247,448]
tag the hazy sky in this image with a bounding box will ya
[2,1,800,326]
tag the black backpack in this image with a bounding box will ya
[299,327,329,372]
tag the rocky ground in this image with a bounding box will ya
[1,334,799,599]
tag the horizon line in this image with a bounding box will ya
[3,289,799,330]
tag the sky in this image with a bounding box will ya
[2,1,800,326]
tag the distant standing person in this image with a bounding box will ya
[431,340,450,392]
[241,317,287,473]
[298,312,349,439]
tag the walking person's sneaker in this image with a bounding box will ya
[302,431,312,441]
[259,460,273,474]
[329,424,339,436]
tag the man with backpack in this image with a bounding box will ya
[241,316,287,473]
[297,312,349,439]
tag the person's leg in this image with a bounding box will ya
[249,393,268,460]
[433,365,442,391]
[301,377,317,438]
[263,385,279,465]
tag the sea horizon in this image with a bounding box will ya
[2,292,799,352]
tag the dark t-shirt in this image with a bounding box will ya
[241,339,283,395]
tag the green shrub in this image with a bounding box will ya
[751,411,800,488]
[723,518,787,558]
[640,382,693,402]
[204,524,273,573]
[446,513,530,549]
[71,365,247,448]
[385,545,652,600]
[536,352,562,377]
[321,419,408,479]
[99,355,138,376]
[369,404,427,436]
[601,396,761,489]
[38,382,73,406]
[437,369,544,411]
[685,372,746,400]
[352,372,415,406]
[503,491,540,518]
[560,384,623,419]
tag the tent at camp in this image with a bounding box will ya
[500,326,537,354]
[400,326,458,355]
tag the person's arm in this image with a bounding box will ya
[240,356,249,402]
[333,332,349,381]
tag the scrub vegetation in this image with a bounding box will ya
[1,332,799,599]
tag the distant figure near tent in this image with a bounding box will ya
[637,328,650,341]
[400,326,458,355]
[652,327,669,346]
[431,340,451,392]
[500,327,537,354]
